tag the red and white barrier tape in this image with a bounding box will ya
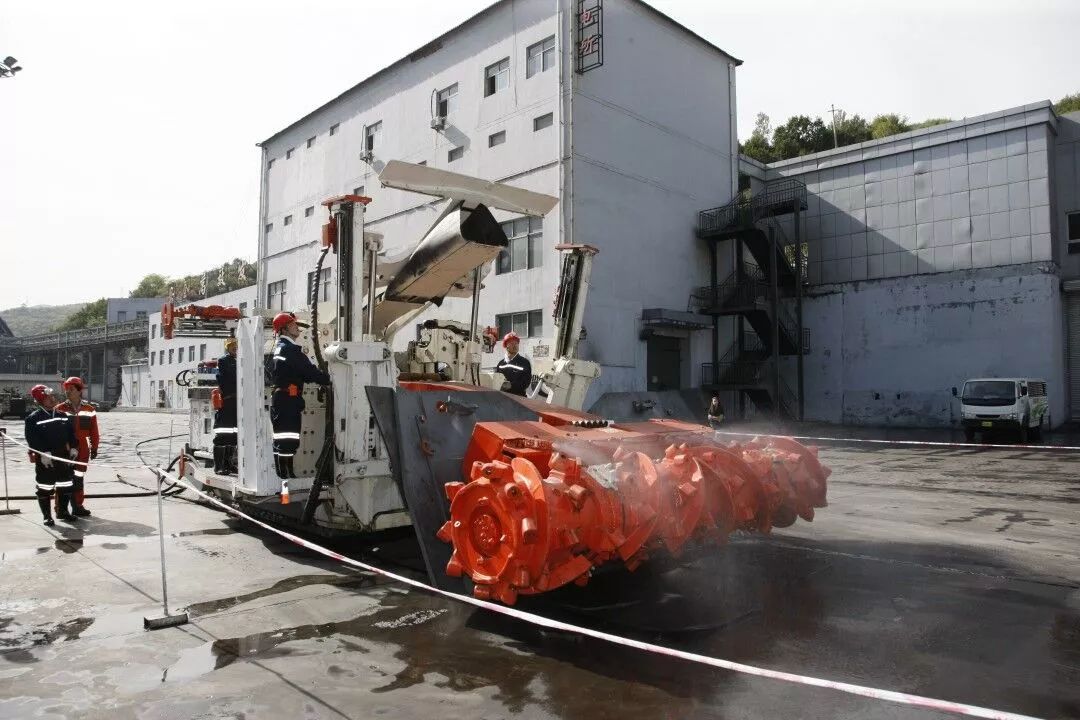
[0,434,156,472]
[713,429,1080,452]
[157,467,1042,720]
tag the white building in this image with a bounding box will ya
[141,286,258,409]
[118,360,150,408]
[255,0,740,404]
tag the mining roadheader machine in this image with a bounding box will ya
[168,161,830,607]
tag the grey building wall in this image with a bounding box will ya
[767,103,1066,427]
[106,298,164,324]
[1055,111,1080,275]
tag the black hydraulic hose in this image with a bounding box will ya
[304,246,336,525]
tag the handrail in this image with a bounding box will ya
[0,319,149,351]
[698,178,807,235]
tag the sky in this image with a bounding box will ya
[1,0,1077,310]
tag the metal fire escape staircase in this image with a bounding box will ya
[693,178,807,420]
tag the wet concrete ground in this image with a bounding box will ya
[0,412,1078,719]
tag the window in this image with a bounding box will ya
[496,310,544,339]
[159,350,164,365]
[150,353,155,366]
[136,310,147,319]
[267,279,287,311]
[365,122,381,153]
[306,136,316,148]
[168,349,174,364]
[448,146,464,163]
[283,214,293,226]
[436,83,458,117]
[265,222,273,233]
[488,130,506,148]
[305,206,314,218]
[117,311,127,322]
[497,217,544,274]
[151,324,156,339]
[526,36,556,78]
[484,58,510,97]
[178,347,185,363]
[330,123,339,136]
[239,302,248,315]
[199,344,207,361]
[286,148,295,159]
[1069,212,1080,255]
[534,113,554,131]
[307,267,332,303]
[353,185,364,196]
[188,345,195,362]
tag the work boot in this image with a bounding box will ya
[56,492,77,522]
[73,505,92,517]
[38,496,54,527]
[73,487,90,516]
[213,446,225,474]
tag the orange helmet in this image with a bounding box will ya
[62,376,85,391]
[272,312,297,333]
[30,384,53,403]
[502,332,520,348]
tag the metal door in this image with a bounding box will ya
[1068,293,1080,420]
[646,335,682,391]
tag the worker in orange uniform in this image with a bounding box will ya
[495,332,532,396]
[55,376,97,517]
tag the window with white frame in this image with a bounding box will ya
[267,280,287,311]
[365,122,381,153]
[265,222,273,233]
[448,146,464,163]
[283,214,293,226]
[526,36,555,78]
[150,353,155,366]
[496,310,544,339]
[305,206,314,218]
[488,130,506,148]
[199,344,207,361]
[497,217,543,274]
[168,349,174,364]
[534,113,554,131]
[151,324,156,339]
[353,185,364,196]
[436,83,458,117]
[159,350,164,365]
[307,267,332,303]
[188,345,195,362]
[484,58,510,97]
[1069,212,1080,255]
[306,136,315,148]
[286,148,295,159]
[178,347,185,363]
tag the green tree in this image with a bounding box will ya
[1055,92,1080,115]
[740,112,775,164]
[869,113,911,139]
[832,110,872,147]
[772,115,832,160]
[130,274,168,298]
[55,298,107,331]
[911,117,952,130]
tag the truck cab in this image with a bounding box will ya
[959,378,1048,443]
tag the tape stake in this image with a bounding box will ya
[154,468,1044,720]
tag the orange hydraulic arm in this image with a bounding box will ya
[438,419,830,605]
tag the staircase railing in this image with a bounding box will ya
[689,263,766,313]
[698,178,807,236]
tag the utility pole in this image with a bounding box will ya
[829,104,839,149]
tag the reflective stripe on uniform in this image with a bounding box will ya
[54,480,74,488]
[36,417,68,425]
[273,452,295,458]
[273,432,301,440]
[78,410,97,417]
[500,364,525,371]
[36,483,55,491]
[73,471,85,478]
[214,428,238,435]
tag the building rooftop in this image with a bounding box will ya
[258,0,741,147]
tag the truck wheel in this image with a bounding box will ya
[964,428,975,443]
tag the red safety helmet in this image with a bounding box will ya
[502,332,520,348]
[62,376,85,391]
[30,384,53,404]
[272,312,298,333]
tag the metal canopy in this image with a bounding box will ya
[379,160,558,217]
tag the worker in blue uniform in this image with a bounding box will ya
[270,312,331,479]
[24,384,79,526]
[212,337,238,474]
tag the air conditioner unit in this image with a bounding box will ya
[430,115,446,131]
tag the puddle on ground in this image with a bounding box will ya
[944,507,1053,532]
[184,573,380,617]
[0,616,94,660]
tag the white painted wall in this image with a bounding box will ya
[799,265,1066,428]
[570,0,738,401]
[118,362,150,408]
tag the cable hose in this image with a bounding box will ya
[304,246,336,525]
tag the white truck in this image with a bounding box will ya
[958,378,1048,443]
